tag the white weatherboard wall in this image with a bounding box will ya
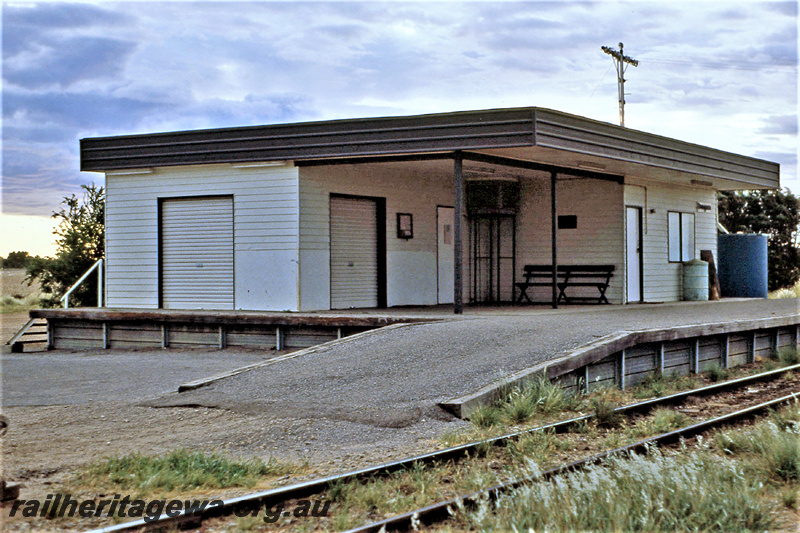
[624,178,718,302]
[105,164,301,311]
[299,162,453,310]
[515,176,625,304]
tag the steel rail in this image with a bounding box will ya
[346,391,800,533]
[83,363,800,533]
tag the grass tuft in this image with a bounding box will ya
[468,375,581,428]
[704,363,729,383]
[631,371,703,399]
[629,408,691,439]
[0,293,42,313]
[590,394,623,428]
[770,399,800,432]
[714,404,800,482]
[774,347,800,367]
[502,388,538,424]
[468,403,503,427]
[75,449,294,493]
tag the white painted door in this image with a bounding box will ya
[161,196,234,309]
[626,206,642,303]
[330,196,378,309]
[437,206,454,304]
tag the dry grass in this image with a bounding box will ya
[1,268,42,312]
[770,280,800,299]
[455,447,781,532]
[1,268,39,298]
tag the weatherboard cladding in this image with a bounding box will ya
[80,107,779,189]
[622,180,718,303]
[104,164,300,310]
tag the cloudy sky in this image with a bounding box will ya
[2,0,798,256]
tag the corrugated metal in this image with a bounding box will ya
[161,197,234,309]
[330,196,378,309]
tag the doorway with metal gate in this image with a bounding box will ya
[465,178,519,304]
[470,214,516,303]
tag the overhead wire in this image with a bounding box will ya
[640,57,796,73]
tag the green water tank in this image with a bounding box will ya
[683,259,709,301]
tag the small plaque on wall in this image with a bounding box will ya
[397,213,413,239]
[558,215,578,229]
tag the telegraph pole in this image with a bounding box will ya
[601,42,638,127]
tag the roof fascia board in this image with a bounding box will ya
[81,106,779,190]
[533,109,780,188]
[81,109,536,172]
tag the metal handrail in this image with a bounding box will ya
[60,258,103,308]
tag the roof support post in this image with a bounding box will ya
[453,152,464,314]
[551,171,559,309]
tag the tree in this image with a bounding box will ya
[26,184,105,307]
[718,188,800,291]
[1,251,36,269]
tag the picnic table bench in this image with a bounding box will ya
[515,264,615,304]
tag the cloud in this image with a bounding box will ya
[1,0,797,224]
[764,2,798,17]
[137,93,318,133]
[4,2,130,29]
[4,91,168,132]
[759,115,799,135]
[2,3,133,57]
[2,143,91,215]
[4,37,137,89]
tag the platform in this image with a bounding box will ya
[129,299,800,422]
[22,307,437,352]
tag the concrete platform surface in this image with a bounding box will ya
[143,299,800,427]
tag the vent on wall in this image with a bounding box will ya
[466,180,520,216]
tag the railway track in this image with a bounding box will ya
[348,391,799,532]
[85,363,800,533]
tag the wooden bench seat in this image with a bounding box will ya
[515,264,615,304]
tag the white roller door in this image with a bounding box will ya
[330,196,378,309]
[161,196,234,309]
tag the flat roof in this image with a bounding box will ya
[81,107,779,189]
